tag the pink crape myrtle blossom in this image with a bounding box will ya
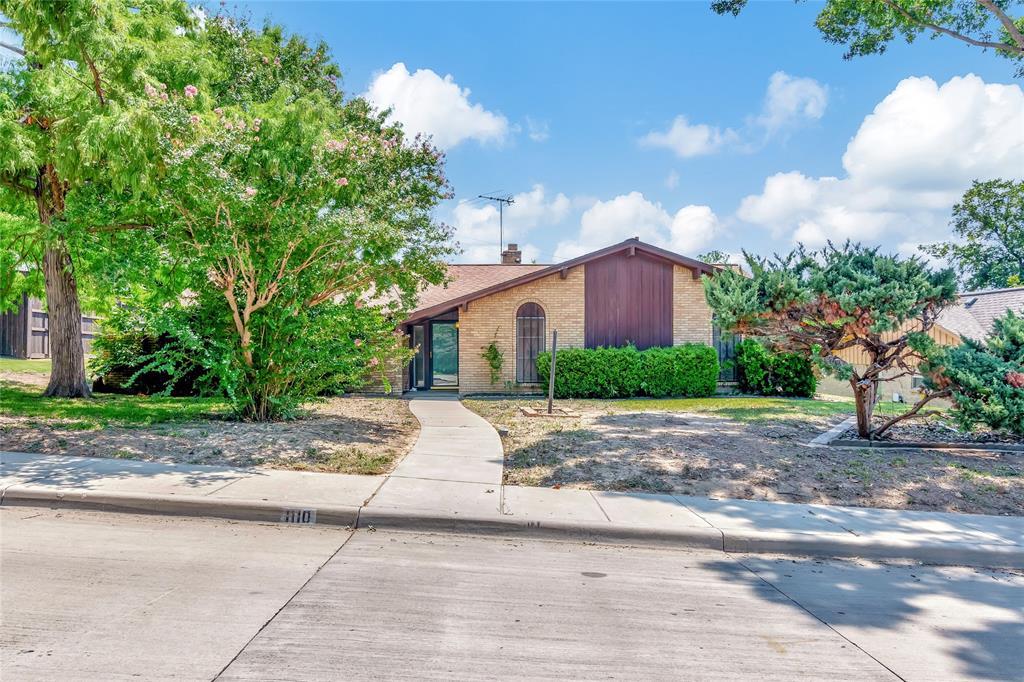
[335,177,349,186]
[184,85,198,99]
[368,357,380,367]
[353,338,363,347]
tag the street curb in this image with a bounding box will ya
[3,484,1021,569]
[357,506,727,551]
[722,530,1024,569]
[0,485,360,528]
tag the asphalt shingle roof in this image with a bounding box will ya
[410,264,550,316]
[939,287,1024,340]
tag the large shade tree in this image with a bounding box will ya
[704,242,958,439]
[712,0,1024,75]
[0,0,206,396]
[921,179,1024,290]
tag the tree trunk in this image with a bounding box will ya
[852,378,876,439]
[42,240,91,398]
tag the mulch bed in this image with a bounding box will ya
[834,420,1024,452]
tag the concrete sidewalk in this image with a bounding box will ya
[2,449,1021,568]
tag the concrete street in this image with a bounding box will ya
[2,508,1021,681]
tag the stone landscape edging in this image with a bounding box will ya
[828,439,1024,453]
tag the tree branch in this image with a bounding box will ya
[879,0,1024,54]
[977,0,1024,51]
[78,46,105,106]
[0,40,24,57]
[871,388,951,439]
[88,223,153,233]
[0,175,35,197]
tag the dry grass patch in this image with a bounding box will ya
[1,378,418,474]
[465,398,1023,516]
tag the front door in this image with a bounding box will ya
[429,321,459,388]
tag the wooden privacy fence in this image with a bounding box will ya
[0,294,99,359]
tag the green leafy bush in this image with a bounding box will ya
[90,307,213,397]
[536,344,718,399]
[735,339,816,397]
[939,311,1024,435]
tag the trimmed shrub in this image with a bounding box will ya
[735,338,816,397]
[536,344,718,399]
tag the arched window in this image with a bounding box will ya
[516,302,546,383]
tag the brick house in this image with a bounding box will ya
[381,238,730,395]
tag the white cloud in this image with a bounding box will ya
[665,170,680,189]
[641,72,826,157]
[364,63,509,149]
[553,192,720,261]
[754,71,828,133]
[671,205,721,254]
[639,116,736,158]
[737,74,1024,250]
[525,117,550,142]
[451,184,570,263]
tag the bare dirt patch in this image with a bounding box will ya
[0,370,49,388]
[1,395,419,475]
[466,399,1024,516]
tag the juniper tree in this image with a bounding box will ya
[939,310,1024,435]
[704,242,958,439]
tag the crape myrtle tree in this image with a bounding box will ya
[704,242,958,439]
[144,17,454,420]
[711,0,1024,76]
[921,179,1024,290]
[0,0,207,397]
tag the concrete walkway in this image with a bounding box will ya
[370,394,504,517]
[2,395,1022,568]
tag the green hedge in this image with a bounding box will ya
[734,338,816,397]
[536,344,719,399]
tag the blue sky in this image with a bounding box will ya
[246,1,1023,264]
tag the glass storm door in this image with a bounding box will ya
[411,325,426,389]
[429,321,459,387]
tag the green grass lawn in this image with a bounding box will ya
[0,358,53,374]
[1,383,229,429]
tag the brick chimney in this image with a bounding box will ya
[501,243,522,264]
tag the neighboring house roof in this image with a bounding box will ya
[404,238,719,325]
[937,287,1024,341]
[414,264,549,312]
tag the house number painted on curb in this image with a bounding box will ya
[281,508,317,524]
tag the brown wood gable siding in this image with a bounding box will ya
[584,252,673,349]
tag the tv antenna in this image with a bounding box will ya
[478,193,515,258]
